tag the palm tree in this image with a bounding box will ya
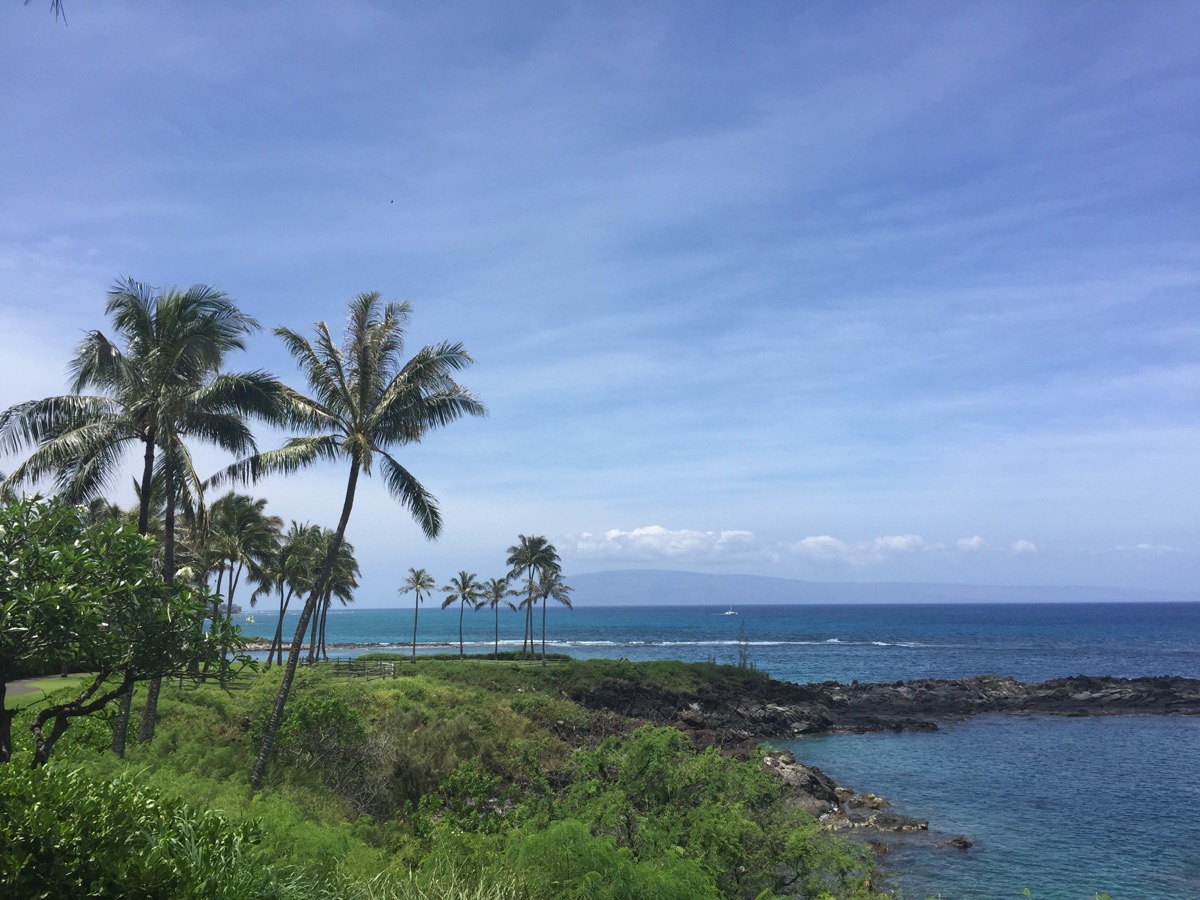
[441,571,483,658]
[506,535,561,660]
[400,567,436,662]
[259,522,323,668]
[482,577,517,660]
[309,530,359,662]
[203,492,281,687]
[0,278,281,751]
[0,279,277,548]
[535,572,573,665]
[207,492,282,619]
[220,293,484,790]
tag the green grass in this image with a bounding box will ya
[4,673,96,710]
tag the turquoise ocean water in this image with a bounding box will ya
[240,601,1200,899]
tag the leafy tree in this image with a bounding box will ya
[441,571,483,658]
[217,293,484,789]
[506,536,561,660]
[482,577,517,660]
[0,278,281,749]
[0,497,236,767]
[401,567,436,662]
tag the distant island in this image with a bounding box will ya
[564,568,1200,606]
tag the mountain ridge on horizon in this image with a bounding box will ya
[562,568,1200,606]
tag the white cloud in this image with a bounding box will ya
[571,525,768,562]
[956,535,987,551]
[1109,542,1181,554]
[1011,539,1037,554]
[791,533,939,566]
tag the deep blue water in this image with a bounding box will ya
[239,601,1200,899]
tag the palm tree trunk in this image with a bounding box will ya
[138,439,176,744]
[318,594,330,660]
[459,601,465,658]
[525,593,535,660]
[201,566,225,680]
[306,601,320,663]
[494,604,500,660]
[135,433,154,535]
[411,596,420,662]
[250,456,360,791]
[112,432,156,756]
[267,589,289,668]
[110,685,134,758]
[541,595,548,666]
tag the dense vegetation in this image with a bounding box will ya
[2,660,881,899]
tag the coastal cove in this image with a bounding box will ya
[242,601,1200,898]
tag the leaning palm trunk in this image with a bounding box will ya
[249,459,359,790]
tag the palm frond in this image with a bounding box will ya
[208,436,344,487]
[377,451,441,540]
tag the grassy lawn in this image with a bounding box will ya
[4,674,95,710]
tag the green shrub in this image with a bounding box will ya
[0,763,316,899]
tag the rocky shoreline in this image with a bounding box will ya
[565,672,1200,845]
[566,672,1200,739]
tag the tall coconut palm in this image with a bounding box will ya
[506,535,561,660]
[441,571,483,658]
[482,577,517,660]
[535,572,573,665]
[400,567,436,662]
[219,293,484,790]
[0,278,282,751]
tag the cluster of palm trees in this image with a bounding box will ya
[0,279,484,788]
[399,533,573,665]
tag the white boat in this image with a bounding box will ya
[723,606,737,616]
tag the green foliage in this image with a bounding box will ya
[0,763,316,899]
[556,725,874,899]
[506,818,719,899]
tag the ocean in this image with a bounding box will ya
[239,601,1200,899]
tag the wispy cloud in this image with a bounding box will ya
[1109,543,1182,555]
[571,526,774,564]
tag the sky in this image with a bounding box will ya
[2,1,1198,603]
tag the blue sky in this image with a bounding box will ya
[2,1,1197,601]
